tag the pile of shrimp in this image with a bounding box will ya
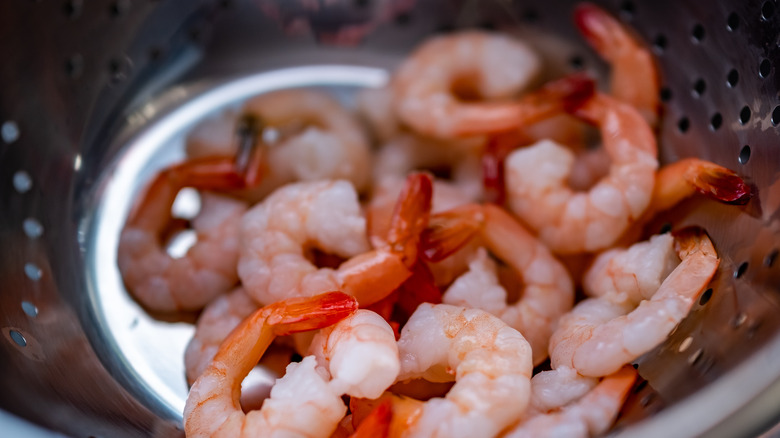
[117,3,752,437]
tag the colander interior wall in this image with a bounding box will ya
[2,0,780,437]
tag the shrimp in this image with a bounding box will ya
[186,89,372,200]
[392,31,598,139]
[503,366,637,438]
[574,2,660,126]
[118,158,250,311]
[422,203,574,365]
[505,92,658,254]
[184,291,358,438]
[550,227,719,377]
[528,366,597,415]
[308,309,400,399]
[389,303,533,438]
[239,174,432,307]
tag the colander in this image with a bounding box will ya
[2,0,780,437]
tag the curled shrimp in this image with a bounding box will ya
[505,93,658,254]
[308,309,400,399]
[422,203,574,365]
[393,31,595,139]
[574,2,660,126]
[378,303,533,438]
[504,366,637,438]
[118,158,252,312]
[239,174,432,307]
[550,227,719,377]
[184,292,358,438]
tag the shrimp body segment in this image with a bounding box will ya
[504,366,637,438]
[184,292,358,438]
[394,303,533,438]
[423,204,574,365]
[118,161,249,311]
[551,228,719,377]
[505,93,658,254]
[239,175,432,307]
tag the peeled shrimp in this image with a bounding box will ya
[184,291,358,438]
[550,228,719,377]
[186,89,372,200]
[308,309,400,399]
[391,303,533,438]
[528,366,597,415]
[423,204,574,365]
[505,93,658,254]
[118,172,247,312]
[503,366,637,438]
[392,31,542,138]
[239,174,432,307]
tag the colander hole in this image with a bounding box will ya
[394,11,412,26]
[659,222,672,234]
[678,336,693,352]
[691,24,705,42]
[771,105,780,125]
[759,59,771,78]
[148,47,165,62]
[659,87,672,102]
[732,312,748,328]
[619,1,635,20]
[710,113,723,130]
[727,12,740,31]
[129,318,139,329]
[734,261,749,278]
[109,0,130,17]
[479,21,497,31]
[688,348,703,365]
[63,0,82,18]
[762,1,775,21]
[739,145,751,165]
[699,288,713,305]
[354,0,370,8]
[65,54,84,79]
[21,302,38,318]
[677,117,690,133]
[652,34,668,53]
[727,69,739,87]
[24,263,42,281]
[739,106,752,124]
[521,9,539,23]
[2,120,20,143]
[12,171,32,194]
[219,0,234,9]
[9,330,27,348]
[108,57,132,83]
[692,79,706,97]
[764,249,778,267]
[633,379,648,393]
[569,55,585,70]
[22,218,43,238]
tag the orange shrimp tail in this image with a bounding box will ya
[573,3,627,61]
[685,160,751,205]
[483,131,530,205]
[601,365,639,404]
[421,204,483,262]
[266,291,359,336]
[350,399,393,438]
[386,173,434,264]
[396,262,442,319]
[523,72,596,116]
[365,290,400,322]
[671,226,718,260]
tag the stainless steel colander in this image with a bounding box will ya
[3,0,780,437]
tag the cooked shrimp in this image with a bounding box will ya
[574,2,660,126]
[187,89,372,200]
[422,203,574,365]
[184,292,358,438]
[528,366,597,415]
[118,161,249,311]
[239,174,432,307]
[503,366,637,438]
[184,287,259,384]
[308,309,400,399]
[550,227,719,377]
[393,31,598,139]
[505,93,658,254]
[391,303,533,438]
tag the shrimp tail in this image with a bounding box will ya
[396,262,442,318]
[573,3,629,61]
[386,172,434,263]
[682,159,751,205]
[671,226,718,260]
[421,204,483,262]
[523,72,596,115]
[350,399,393,438]
[266,291,360,336]
[483,131,529,205]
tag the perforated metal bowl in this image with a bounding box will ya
[2,0,780,437]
